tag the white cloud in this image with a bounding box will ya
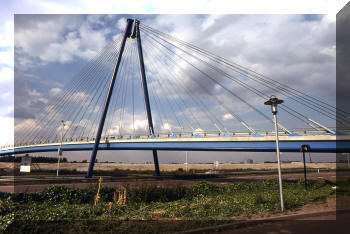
[14,119,36,132]
[71,92,88,103]
[132,119,148,131]
[201,15,223,31]
[162,122,171,131]
[57,120,71,134]
[4,11,340,147]
[28,89,48,104]
[49,87,63,96]
[117,17,127,31]
[222,113,233,121]
[15,15,109,67]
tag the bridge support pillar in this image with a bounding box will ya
[135,20,160,176]
[86,19,134,178]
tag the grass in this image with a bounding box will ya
[0,179,339,233]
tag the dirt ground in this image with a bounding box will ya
[0,162,341,172]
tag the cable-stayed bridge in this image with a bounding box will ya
[2,19,350,177]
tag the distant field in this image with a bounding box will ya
[1,162,342,172]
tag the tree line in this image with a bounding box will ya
[0,156,67,163]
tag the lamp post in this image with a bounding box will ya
[301,145,310,190]
[57,120,65,177]
[264,96,284,212]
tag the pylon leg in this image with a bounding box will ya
[152,149,160,176]
[86,19,134,178]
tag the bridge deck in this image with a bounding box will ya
[1,134,349,155]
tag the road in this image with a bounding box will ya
[216,211,349,234]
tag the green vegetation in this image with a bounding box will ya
[0,179,337,233]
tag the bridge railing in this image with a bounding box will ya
[2,127,346,150]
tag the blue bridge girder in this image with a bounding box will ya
[1,135,350,155]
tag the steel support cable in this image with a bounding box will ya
[142,26,350,129]
[118,41,133,136]
[140,25,348,125]
[141,29,317,132]
[33,36,124,141]
[144,46,203,131]
[67,40,123,139]
[79,68,115,140]
[103,41,132,138]
[143,41,195,133]
[77,47,125,140]
[119,41,134,136]
[143,57,184,133]
[141,24,349,118]
[34,40,121,142]
[143,35,231,133]
[135,41,150,135]
[146,32,345,131]
[153,48,249,133]
[141,30,263,129]
[63,46,122,140]
[145,55,188,133]
[143,32,258,133]
[15,36,123,145]
[140,48,185,133]
[20,36,122,144]
[42,55,115,143]
[141,46,169,134]
[143,38,202,131]
[121,40,136,133]
[130,39,155,135]
[102,41,132,138]
[144,45,204,131]
[142,39,216,132]
[142,38,225,133]
[105,41,134,137]
[140,33,221,132]
[146,54,196,133]
[164,40,343,125]
[105,41,132,137]
[139,43,167,134]
[70,64,116,140]
[88,42,132,139]
[132,40,136,135]
[139,40,173,134]
[28,40,122,144]
[86,70,119,139]
[66,42,123,140]
[40,41,121,143]
[18,42,118,145]
[148,77,166,134]
[51,41,121,142]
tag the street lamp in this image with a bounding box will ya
[264,95,284,212]
[57,120,65,176]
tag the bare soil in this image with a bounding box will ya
[0,162,341,172]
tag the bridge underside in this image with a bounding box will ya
[1,137,350,155]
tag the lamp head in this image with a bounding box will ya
[264,95,284,114]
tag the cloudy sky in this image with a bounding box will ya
[0,0,348,163]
